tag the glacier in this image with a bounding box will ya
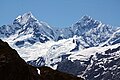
[0,12,120,80]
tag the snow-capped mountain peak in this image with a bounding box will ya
[1,12,118,48]
[74,15,100,29]
[0,12,57,47]
[14,12,37,26]
[81,15,92,21]
[1,12,120,80]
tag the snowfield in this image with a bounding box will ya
[1,12,120,80]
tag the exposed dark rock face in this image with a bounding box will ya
[0,39,83,80]
[57,59,86,76]
[82,47,120,80]
[0,39,40,80]
[27,57,45,67]
[70,40,80,52]
[39,66,84,80]
[57,46,120,80]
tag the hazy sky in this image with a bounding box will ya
[0,0,120,27]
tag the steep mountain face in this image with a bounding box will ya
[55,16,114,47]
[83,46,120,80]
[102,28,120,46]
[57,15,100,39]
[0,12,120,80]
[0,39,83,80]
[57,44,120,80]
[0,13,116,48]
[0,12,56,47]
[0,25,15,38]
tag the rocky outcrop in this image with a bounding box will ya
[0,39,40,80]
[39,66,84,80]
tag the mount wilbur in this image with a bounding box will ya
[0,12,120,80]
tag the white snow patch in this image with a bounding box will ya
[37,68,40,75]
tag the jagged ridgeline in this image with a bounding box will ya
[0,12,120,80]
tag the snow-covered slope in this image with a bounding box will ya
[0,12,117,48]
[55,15,114,47]
[101,28,120,46]
[1,12,56,47]
[0,12,120,80]
[57,43,120,80]
[82,45,120,80]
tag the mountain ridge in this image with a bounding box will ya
[0,12,120,80]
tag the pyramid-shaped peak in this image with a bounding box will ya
[14,12,37,25]
[75,15,93,25]
[81,15,92,21]
[22,12,35,19]
[74,15,93,25]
